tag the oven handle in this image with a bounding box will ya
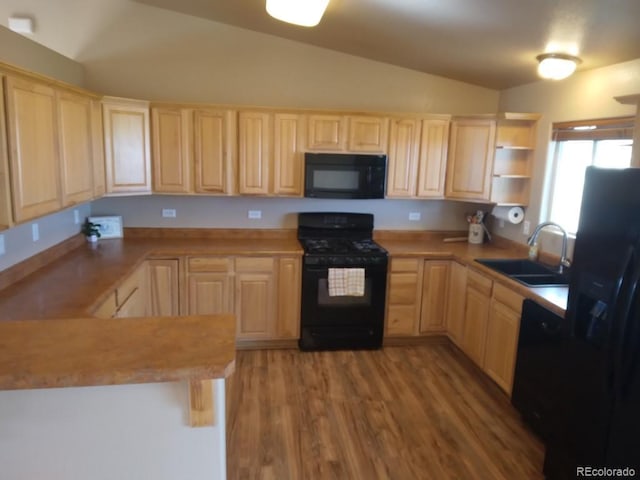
[304,266,387,274]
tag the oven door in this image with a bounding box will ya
[300,263,387,350]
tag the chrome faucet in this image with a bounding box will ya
[527,222,572,273]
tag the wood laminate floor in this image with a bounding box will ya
[226,343,544,480]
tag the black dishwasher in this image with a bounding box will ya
[511,299,570,444]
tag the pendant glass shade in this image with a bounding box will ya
[536,53,581,80]
[266,0,330,27]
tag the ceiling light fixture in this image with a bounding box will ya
[536,53,582,80]
[266,0,330,27]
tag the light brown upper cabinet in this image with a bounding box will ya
[386,117,450,198]
[57,89,94,207]
[445,118,496,201]
[151,107,192,194]
[238,111,271,195]
[237,110,305,196]
[273,113,305,196]
[102,97,151,195]
[4,75,62,222]
[347,115,389,153]
[0,77,13,230]
[193,108,236,195]
[90,99,106,199]
[307,114,388,153]
[490,113,540,206]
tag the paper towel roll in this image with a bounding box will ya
[491,206,525,224]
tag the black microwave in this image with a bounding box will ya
[304,153,386,199]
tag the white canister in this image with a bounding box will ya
[468,224,484,244]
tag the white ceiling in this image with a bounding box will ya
[1,0,640,89]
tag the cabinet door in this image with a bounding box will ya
[151,107,192,193]
[385,258,423,336]
[238,111,271,195]
[445,119,495,201]
[445,261,467,346]
[188,273,233,315]
[5,76,61,222]
[235,257,275,340]
[115,287,147,318]
[347,116,388,153]
[306,114,346,151]
[0,78,13,230]
[273,113,304,196]
[386,118,420,198]
[90,99,106,198]
[276,257,301,339]
[194,109,235,195]
[484,286,523,394]
[57,90,94,206]
[417,119,449,198]
[461,270,493,367]
[419,261,450,333]
[102,97,151,194]
[148,258,180,316]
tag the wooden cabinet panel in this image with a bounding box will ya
[276,257,301,339]
[102,97,151,195]
[93,292,117,319]
[446,118,495,201]
[386,260,423,336]
[238,111,271,195]
[57,90,94,206]
[4,76,61,222]
[90,99,106,198]
[0,78,13,230]
[273,113,304,196]
[386,118,420,198]
[148,258,180,316]
[235,271,275,340]
[417,119,449,198]
[461,269,492,367]
[445,261,467,346]
[115,287,147,318]
[188,256,233,273]
[188,273,233,315]
[419,261,450,333]
[151,107,192,193]
[347,116,388,153]
[307,114,346,151]
[194,109,235,194]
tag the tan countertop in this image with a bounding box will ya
[377,236,568,316]
[0,314,236,390]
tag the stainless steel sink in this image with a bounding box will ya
[474,258,570,287]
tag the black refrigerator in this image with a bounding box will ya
[544,167,640,479]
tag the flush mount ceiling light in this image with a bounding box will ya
[266,0,330,27]
[536,53,582,80]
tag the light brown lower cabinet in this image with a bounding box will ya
[445,261,467,346]
[483,284,524,394]
[93,262,149,319]
[148,258,180,316]
[461,268,493,367]
[419,261,450,333]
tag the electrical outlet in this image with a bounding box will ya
[162,208,177,218]
[499,219,505,228]
[73,209,80,225]
[523,220,531,236]
[32,223,39,242]
[0,234,4,256]
[408,212,421,221]
[248,210,262,219]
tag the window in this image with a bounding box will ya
[547,117,634,234]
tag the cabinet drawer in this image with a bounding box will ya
[116,264,147,306]
[467,269,493,296]
[390,258,420,272]
[188,256,232,273]
[235,257,274,272]
[493,283,524,313]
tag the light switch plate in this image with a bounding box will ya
[162,208,177,218]
[0,234,5,256]
[73,209,80,225]
[408,212,421,221]
[248,210,262,219]
[32,223,39,242]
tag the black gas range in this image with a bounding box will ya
[298,212,388,351]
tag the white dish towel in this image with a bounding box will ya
[328,268,365,297]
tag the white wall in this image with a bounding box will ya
[0,379,227,480]
[91,195,485,231]
[494,58,640,257]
